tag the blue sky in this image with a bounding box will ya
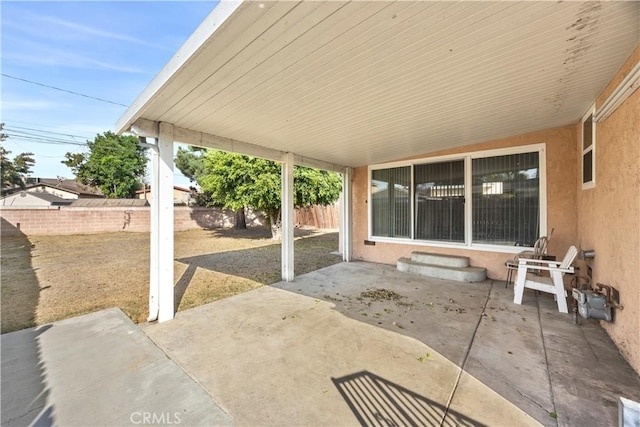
[1,1,218,186]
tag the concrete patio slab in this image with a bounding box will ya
[4,261,639,427]
[142,284,538,426]
[271,261,640,427]
[1,308,231,427]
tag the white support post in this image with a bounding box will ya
[281,152,295,282]
[148,142,159,322]
[341,167,353,262]
[157,122,175,322]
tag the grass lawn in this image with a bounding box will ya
[1,227,341,333]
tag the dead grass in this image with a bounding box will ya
[1,227,341,333]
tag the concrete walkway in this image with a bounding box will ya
[1,308,231,426]
[3,261,640,426]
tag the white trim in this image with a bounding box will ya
[368,236,533,254]
[410,165,415,239]
[341,167,353,262]
[594,61,640,123]
[125,118,346,173]
[581,104,596,190]
[368,143,547,250]
[281,152,295,282]
[464,157,473,246]
[148,141,160,322]
[157,123,175,323]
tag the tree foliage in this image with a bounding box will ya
[1,146,35,193]
[197,150,342,238]
[62,131,147,198]
[175,146,214,207]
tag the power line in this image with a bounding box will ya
[6,119,104,136]
[1,73,129,107]
[8,125,93,140]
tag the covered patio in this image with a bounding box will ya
[115,0,640,397]
[4,264,640,426]
[115,0,638,310]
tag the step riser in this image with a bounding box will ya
[410,252,469,268]
[397,259,487,283]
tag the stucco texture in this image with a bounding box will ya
[352,125,577,280]
[577,46,640,373]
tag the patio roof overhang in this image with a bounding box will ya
[116,0,638,324]
[116,1,638,168]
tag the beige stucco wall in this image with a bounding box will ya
[576,46,640,373]
[352,125,577,280]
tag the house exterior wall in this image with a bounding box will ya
[352,125,578,281]
[29,185,79,199]
[577,46,640,373]
[137,188,192,205]
[1,193,57,207]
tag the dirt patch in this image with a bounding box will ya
[1,227,340,333]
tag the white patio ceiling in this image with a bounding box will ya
[116,1,639,168]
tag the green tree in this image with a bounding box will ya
[199,150,342,239]
[175,146,206,182]
[174,146,215,207]
[1,146,35,193]
[62,131,147,198]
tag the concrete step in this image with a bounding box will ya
[410,251,470,268]
[397,258,487,282]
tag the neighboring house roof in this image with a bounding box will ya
[22,178,105,198]
[135,185,192,194]
[1,191,74,207]
[70,199,149,207]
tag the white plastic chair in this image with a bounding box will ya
[513,245,578,313]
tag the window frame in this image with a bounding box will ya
[368,143,547,253]
[581,104,596,190]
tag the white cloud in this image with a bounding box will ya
[2,41,146,74]
[40,15,170,50]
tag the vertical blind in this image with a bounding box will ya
[371,167,410,238]
[370,149,541,247]
[414,160,465,242]
[472,152,540,246]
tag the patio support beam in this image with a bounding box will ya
[281,152,295,282]
[127,118,346,174]
[341,167,353,262]
[148,142,160,321]
[156,122,175,323]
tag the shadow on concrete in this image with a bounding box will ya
[1,218,54,426]
[332,370,485,427]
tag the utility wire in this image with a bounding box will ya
[8,125,93,140]
[1,73,129,107]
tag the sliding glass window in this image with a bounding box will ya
[369,145,543,249]
[371,167,410,238]
[414,160,465,242]
[472,152,539,246]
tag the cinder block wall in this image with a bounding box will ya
[0,205,336,237]
[0,207,264,236]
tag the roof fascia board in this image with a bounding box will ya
[130,118,346,173]
[115,0,245,135]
